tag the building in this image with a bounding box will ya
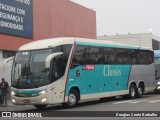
[98,33,160,50]
[0,0,96,85]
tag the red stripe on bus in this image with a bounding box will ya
[63,41,76,103]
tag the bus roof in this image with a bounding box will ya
[19,37,152,51]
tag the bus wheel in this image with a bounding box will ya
[34,105,47,109]
[136,84,144,98]
[129,84,136,99]
[66,89,79,108]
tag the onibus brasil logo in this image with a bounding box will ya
[103,65,122,77]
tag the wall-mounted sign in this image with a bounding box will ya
[0,0,33,38]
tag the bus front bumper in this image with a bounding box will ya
[11,94,48,105]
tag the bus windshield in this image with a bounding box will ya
[12,44,72,89]
[12,49,53,89]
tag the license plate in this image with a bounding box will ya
[23,99,31,103]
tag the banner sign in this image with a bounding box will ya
[0,111,160,118]
[0,0,33,38]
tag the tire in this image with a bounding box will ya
[136,84,144,98]
[65,89,79,108]
[34,105,47,109]
[129,84,136,99]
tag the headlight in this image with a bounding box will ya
[41,98,47,103]
[39,91,46,95]
[12,99,16,103]
[157,82,160,85]
[11,91,15,96]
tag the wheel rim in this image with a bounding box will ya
[69,93,76,105]
[138,87,142,96]
[130,87,135,97]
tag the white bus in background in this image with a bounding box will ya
[5,37,155,109]
[154,50,160,91]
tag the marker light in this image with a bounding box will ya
[39,91,46,95]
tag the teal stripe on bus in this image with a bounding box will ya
[76,41,139,49]
[66,65,131,96]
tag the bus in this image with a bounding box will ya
[8,37,155,109]
[154,50,160,91]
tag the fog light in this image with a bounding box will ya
[41,98,47,103]
[12,99,16,103]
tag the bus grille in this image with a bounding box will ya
[15,93,38,97]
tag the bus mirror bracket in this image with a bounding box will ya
[45,52,63,68]
[3,56,15,71]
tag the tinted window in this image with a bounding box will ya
[103,48,115,64]
[51,45,72,81]
[137,50,154,64]
[72,45,153,65]
[147,51,154,64]
[90,47,104,64]
[128,50,138,64]
[72,45,90,67]
[116,49,130,64]
[51,56,65,81]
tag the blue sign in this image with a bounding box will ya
[0,0,33,38]
[154,50,160,58]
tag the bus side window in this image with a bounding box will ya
[116,49,129,64]
[130,53,137,64]
[51,45,72,81]
[71,45,84,68]
[103,48,115,64]
[98,48,104,64]
[82,47,90,64]
[51,57,61,81]
[128,50,138,64]
[51,56,67,81]
[90,47,101,64]
[147,51,154,64]
[138,51,148,64]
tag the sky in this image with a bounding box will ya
[71,0,160,36]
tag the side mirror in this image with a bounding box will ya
[3,56,15,71]
[45,52,63,68]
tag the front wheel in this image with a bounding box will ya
[34,105,47,109]
[65,89,79,108]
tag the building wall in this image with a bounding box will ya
[33,0,96,40]
[0,51,12,85]
[152,34,160,50]
[0,0,96,51]
[98,33,154,49]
